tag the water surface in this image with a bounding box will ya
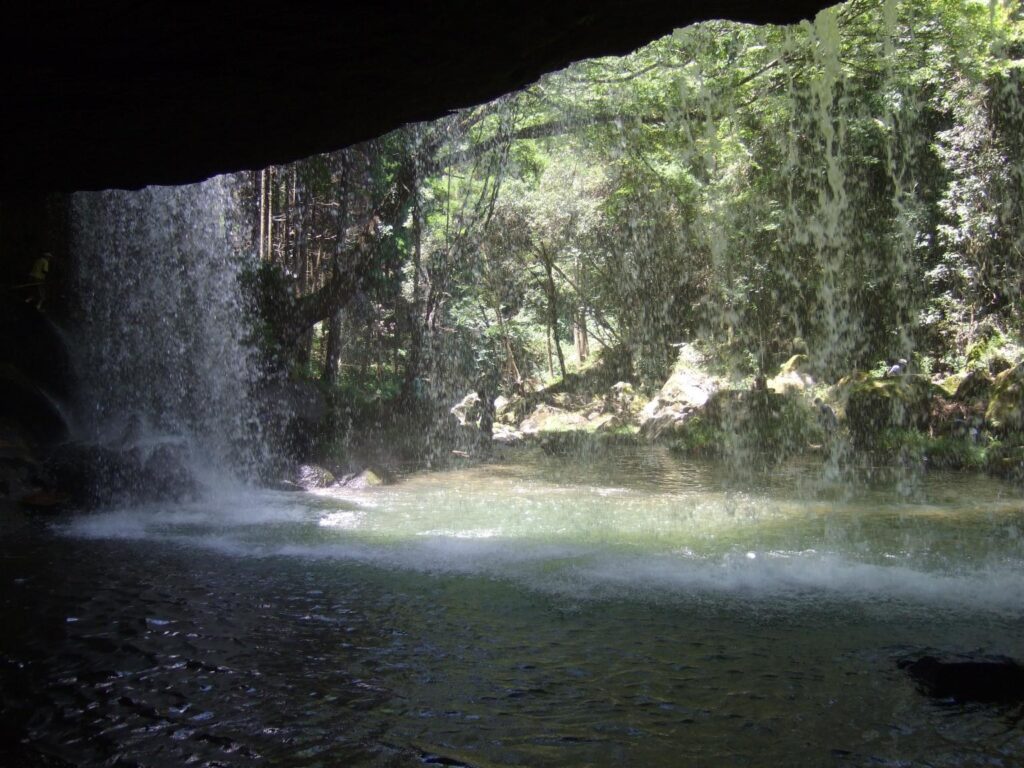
[3,448,1023,766]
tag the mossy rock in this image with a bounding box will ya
[672,389,821,461]
[923,436,986,471]
[779,354,809,375]
[666,415,723,457]
[768,355,814,394]
[845,375,945,443]
[520,404,589,435]
[953,369,994,403]
[938,374,964,397]
[297,463,336,488]
[984,441,1024,481]
[537,429,640,455]
[986,363,1024,432]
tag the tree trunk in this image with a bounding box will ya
[402,185,425,403]
[265,166,274,260]
[546,331,554,379]
[540,246,566,379]
[574,311,589,362]
[323,309,343,385]
[258,169,267,260]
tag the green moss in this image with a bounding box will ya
[668,391,822,462]
[986,363,1024,431]
[666,415,723,456]
[984,440,1024,480]
[923,436,986,471]
[844,375,945,446]
[869,429,985,471]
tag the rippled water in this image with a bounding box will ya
[3,448,1024,766]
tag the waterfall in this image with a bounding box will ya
[68,175,264,489]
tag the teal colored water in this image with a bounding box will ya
[3,448,1023,766]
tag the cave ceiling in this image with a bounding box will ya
[2,1,836,194]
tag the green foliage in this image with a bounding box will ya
[249,0,1024,467]
[239,260,294,366]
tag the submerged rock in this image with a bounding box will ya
[898,655,1024,703]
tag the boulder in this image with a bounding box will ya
[343,468,384,489]
[255,377,328,460]
[589,413,623,433]
[844,374,945,440]
[296,463,336,489]
[767,354,814,394]
[953,369,994,402]
[495,393,528,426]
[985,442,1024,480]
[451,391,482,427]
[45,440,198,506]
[604,381,642,417]
[0,370,68,448]
[898,655,1024,703]
[986,363,1024,432]
[639,344,719,438]
[492,424,524,446]
[668,386,823,461]
[519,404,589,435]
[141,442,198,501]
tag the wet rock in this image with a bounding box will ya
[255,377,328,460]
[17,489,71,509]
[341,468,384,489]
[296,463,336,489]
[45,441,198,506]
[898,655,1024,703]
[0,429,43,500]
[46,442,140,506]
[0,299,73,401]
[268,479,306,492]
[0,370,68,448]
[141,442,198,501]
